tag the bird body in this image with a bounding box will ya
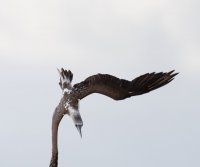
[49,68,178,167]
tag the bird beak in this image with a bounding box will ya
[75,125,82,138]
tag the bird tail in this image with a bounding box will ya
[57,68,73,83]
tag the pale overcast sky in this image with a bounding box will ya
[0,0,200,167]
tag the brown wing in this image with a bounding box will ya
[71,70,178,100]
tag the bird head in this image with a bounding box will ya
[68,106,83,138]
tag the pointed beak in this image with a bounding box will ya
[75,124,82,138]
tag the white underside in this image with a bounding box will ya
[63,88,71,94]
[68,106,79,116]
[64,100,80,115]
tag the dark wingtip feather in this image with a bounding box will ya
[167,70,175,75]
[148,70,178,90]
[167,70,179,77]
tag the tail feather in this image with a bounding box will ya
[58,68,73,90]
[59,68,73,83]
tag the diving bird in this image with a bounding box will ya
[49,68,178,167]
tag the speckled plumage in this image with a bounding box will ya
[49,68,178,167]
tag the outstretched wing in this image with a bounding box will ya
[71,70,178,100]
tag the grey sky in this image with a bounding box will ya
[0,0,200,167]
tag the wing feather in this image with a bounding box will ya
[71,70,178,100]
